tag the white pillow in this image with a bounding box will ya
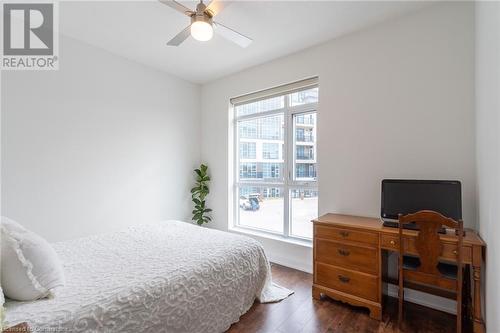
[1,217,65,301]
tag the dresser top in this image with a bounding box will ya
[313,213,382,230]
[313,213,485,246]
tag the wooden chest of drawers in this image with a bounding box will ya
[312,216,382,320]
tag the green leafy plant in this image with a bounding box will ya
[191,164,212,225]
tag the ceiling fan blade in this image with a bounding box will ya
[167,25,191,46]
[214,22,252,48]
[205,0,231,17]
[159,0,194,16]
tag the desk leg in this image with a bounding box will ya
[472,246,485,333]
[312,285,321,300]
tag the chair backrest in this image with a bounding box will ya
[398,210,463,275]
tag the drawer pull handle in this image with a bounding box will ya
[390,240,396,245]
[338,275,350,283]
[337,249,350,256]
[453,250,458,255]
[339,231,349,238]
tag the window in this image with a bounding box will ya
[239,119,258,139]
[262,163,281,180]
[235,96,284,117]
[262,143,280,159]
[240,142,256,159]
[290,87,319,107]
[260,116,282,140]
[240,163,257,179]
[232,79,318,240]
[296,146,314,160]
[294,112,317,182]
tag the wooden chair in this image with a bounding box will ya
[398,210,464,333]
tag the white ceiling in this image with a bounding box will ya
[60,1,432,84]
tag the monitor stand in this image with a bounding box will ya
[382,220,446,234]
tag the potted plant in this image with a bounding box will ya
[191,164,212,225]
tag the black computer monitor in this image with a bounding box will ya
[381,179,462,221]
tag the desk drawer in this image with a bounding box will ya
[315,225,378,245]
[315,262,379,302]
[404,239,472,263]
[441,243,472,263]
[381,235,399,250]
[315,238,378,274]
[381,235,472,263]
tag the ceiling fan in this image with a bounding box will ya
[159,0,252,48]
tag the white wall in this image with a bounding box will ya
[475,2,500,331]
[1,36,201,242]
[201,2,475,274]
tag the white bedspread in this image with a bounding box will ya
[4,221,292,332]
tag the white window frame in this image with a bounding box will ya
[231,78,319,242]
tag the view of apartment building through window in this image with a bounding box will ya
[232,79,318,240]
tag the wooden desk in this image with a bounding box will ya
[312,213,486,333]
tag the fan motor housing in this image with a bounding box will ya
[191,13,213,26]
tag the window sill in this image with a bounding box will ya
[228,226,313,248]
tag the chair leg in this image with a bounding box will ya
[398,288,404,326]
[464,266,472,321]
[457,282,462,333]
[398,280,404,328]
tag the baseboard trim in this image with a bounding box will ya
[268,255,312,274]
[385,283,457,314]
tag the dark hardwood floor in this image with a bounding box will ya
[227,263,467,333]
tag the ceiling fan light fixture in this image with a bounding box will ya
[162,0,253,47]
[191,20,213,42]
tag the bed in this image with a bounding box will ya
[4,221,292,332]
